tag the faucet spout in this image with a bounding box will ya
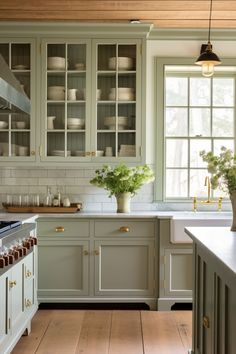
[204,176,211,202]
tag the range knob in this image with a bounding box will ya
[0,257,5,268]
[3,254,9,266]
[8,254,14,264]
[23,240,31,250]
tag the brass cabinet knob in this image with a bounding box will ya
[9,280,17,288]
[55,226,65,232]
[203,316,210,329]
[26,270,32,278]
[119,226,130,233]
[85,151,91,156]
[91,151,96,156]
[83,250,89,256]
[31,150,36,156]
[94,250,99,256]
[25,299,32,308]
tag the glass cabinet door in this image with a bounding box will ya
[0,40,35,160]
[94,40,141,160]
[42,40,90,160]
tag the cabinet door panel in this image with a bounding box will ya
[10,261,23,329]
[94,240,155,296]
[164,248,193,297]
[38,240,89,298]
[0,271,9,343]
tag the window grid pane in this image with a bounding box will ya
[164,72,235,200]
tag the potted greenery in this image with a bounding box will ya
[90,164,155,213]
[200,146,236,230]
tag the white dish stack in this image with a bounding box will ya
[104,116,128,130]
[108,87,135,101]
[51,150,71,157]
[119,144,136,157]
[108,57,133,71]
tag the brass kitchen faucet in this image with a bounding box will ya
[193,176,222,211]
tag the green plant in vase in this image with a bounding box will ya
[90,164,155,213]
[200,146,236,230]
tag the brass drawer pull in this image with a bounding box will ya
[26,270,32,278]
[25,299,32,308]
[83,250,89,256]
[94,250,99,256]
[9,280,17,288]
[55,226,65,232]
[203,316,210,329]
[119,226,130,233]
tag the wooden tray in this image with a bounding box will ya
[2,203,82,213]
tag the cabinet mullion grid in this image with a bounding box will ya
[115,43,118,157]
[65,43,68,157]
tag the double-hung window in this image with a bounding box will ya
[156,59,235,201]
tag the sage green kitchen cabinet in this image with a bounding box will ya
[0,269,10,347]
[94,239,155,297]
[0,249,38,354]
[158,218,193,310]
[38,239,90,299]
[40,38,142,162]
[186,228,236,354]
[37,217,157,309]
[0,38,36,163]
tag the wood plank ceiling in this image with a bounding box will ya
[0,0,235,29]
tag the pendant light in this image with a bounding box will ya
[195,0,221,77]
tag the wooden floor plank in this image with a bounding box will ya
[36,310,85,354]
[109,310,143,354]
[75,310,112,354]
[11,310,54,354]
[12,310,192,354]
[173,311,192,350]
[141,311,190,354]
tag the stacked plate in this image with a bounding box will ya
[104,116,128,130]
[51,150,71,157]
[108,87,135,101]
[67,118,85,130]
[119,144,136,157]
[108,57,133,70]
[47,57,66,70]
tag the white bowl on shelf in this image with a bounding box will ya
[97,89,102,100]
[12,64,29,70]
[108,57,133,70]
[47,57,66,70]
[67,118,85,127]
[104,116,128,129]
[74,63,85,70]
[16,121,27,129]
[51,150,71,157]
[47,86,65,100]
[96,150,104,157]
[0,121,8,129]
[68,125,84,130]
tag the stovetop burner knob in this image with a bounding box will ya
[0,257,5,268]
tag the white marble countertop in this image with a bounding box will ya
[0,210,232,222]
[185,226,236,275]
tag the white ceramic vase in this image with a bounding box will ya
[115,192,132,213]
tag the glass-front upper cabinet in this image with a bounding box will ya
[0,40,35,161]
[41,39,91,160]
[92,39,141,160]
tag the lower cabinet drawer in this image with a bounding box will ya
[94,219,155,238]
[37,220,90,238]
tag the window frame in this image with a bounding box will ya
[155,57,236,202]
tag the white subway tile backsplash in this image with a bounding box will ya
[0,167,156,211]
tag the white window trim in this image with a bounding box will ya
[155,57,236,203]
